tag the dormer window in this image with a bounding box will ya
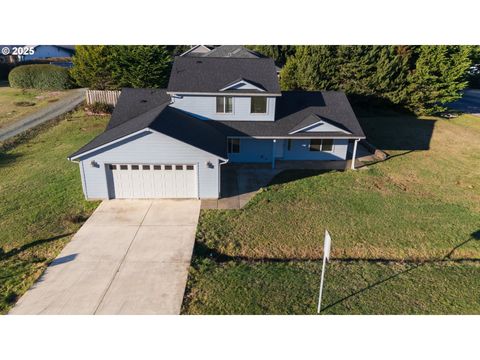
[216,96,233,113]
[250,97,267,114]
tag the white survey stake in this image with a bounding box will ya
[317,229,332,313]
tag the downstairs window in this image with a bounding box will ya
[309,139,334,152]
[228,138,240,153]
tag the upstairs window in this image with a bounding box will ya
[309,139,334,152]
[250,97,267,114]
[216,96,233,113]
[228,139,240,153]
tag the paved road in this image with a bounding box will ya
[10,199,200,315]
[0,88,85,142]
[448,89,480,116]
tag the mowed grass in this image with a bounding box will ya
[0,109,107,313]
[185,112,480,314]
[183,260,480,315]
[196,114,480,261]
[0,85,72,129]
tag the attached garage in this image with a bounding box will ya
[108,163,198,199]
[68,89,227,200]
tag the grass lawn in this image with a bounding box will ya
[0,109,108,313]
[184,112,480,314]
[0,84,73,129]
[183,259,480,315]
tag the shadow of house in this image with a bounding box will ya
[357,114,436,152]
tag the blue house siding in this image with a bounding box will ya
[170,95,276,121]
[228,138,273,163]
[22,45,74,61]
[77,130,222,199]
[227,138,349,163]
[282,139,349,160]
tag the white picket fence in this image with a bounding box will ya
[85,89,121,106]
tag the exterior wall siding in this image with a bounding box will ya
[228,138,349,163]
[282,139,349,160]
[22,46,73,60]
[170,95,276,121]
[78,130,221,199]
[228,138,273,163]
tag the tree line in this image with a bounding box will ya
[71,45,479,115]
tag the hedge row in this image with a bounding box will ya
[8,64,72,90]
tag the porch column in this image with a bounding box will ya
[351,138,360,170]
[272,139,276,169]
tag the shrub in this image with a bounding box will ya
[85,102,113,115]
[8,64,72,90]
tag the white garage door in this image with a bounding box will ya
[108,164,198,199]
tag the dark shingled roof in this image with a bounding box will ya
[69,88,227,159]
[106,88,171,129]
[207,91,366,138]
[69,89,364,160]
[167,56,281,94]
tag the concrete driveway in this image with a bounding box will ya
[10,199,200,315]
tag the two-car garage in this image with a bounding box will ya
[107,163,198,199]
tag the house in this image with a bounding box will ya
[180,45,281,73]
[19,45,75,62]
[68,54,365,200]
[181,45,263,59]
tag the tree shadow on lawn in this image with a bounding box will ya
[320,230,480,313]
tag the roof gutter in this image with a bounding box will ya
[167,91,282,97]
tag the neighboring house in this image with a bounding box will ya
[68,54,365,200]
[19,45,75,61]
[179,45,215,57]
[181,45,281,73]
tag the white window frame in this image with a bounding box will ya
[309,139,335,152]
[227,138,240,153]
[216,96,233,114]
[250,96,268,114]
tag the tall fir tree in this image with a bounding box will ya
[71,45,172,90]
[405,46,471,114]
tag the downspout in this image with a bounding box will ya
[351,138,360,170]
[218,158,229,198]
[272,139,276,169]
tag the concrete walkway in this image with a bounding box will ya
[10,199,200,315]
[0,88,85,142]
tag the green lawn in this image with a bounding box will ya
[0,110,107,313]
[0,84,73,129]
[184,112,480,314]
[183,259,480,315]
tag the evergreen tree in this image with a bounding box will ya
[71,45,172,90]
[246,45,295,66]
[280,45,472,115]
[405,46,471,114]
[71,46,117,90]
[109,46,172,88]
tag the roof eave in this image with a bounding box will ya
[167,91,281,97]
